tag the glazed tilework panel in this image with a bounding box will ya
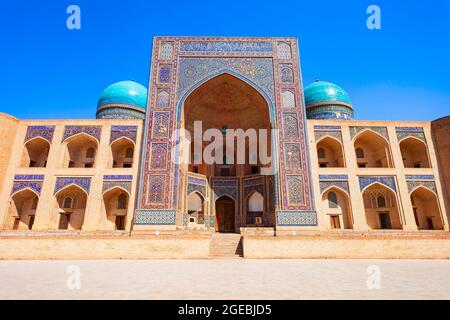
[24,126,55,143]
[137,37,316,226]
[276,211,318,226]
[358,176,396,192]
[134,210,176,225]
[407,181,437,194]
[319,181,350,194]
[212,179,239,200]
[54,177,91,194]
[62,126,102,142]
[14,175,45,181]
[103,181,132,194]
[110,126,138,144]
[150,143,168,169]
[282,113,300,139]
[177,57,275,102]
[396,127,426,143]
[180,41,272,52]
[243,177,264,198]
[151,112,170,139]
[284,144,302,170]
[12,181,43,196]
[146,175,166,205]
[314,130,343,142]
[350,126,389,141]
[187,176,207,198]
[286,176,305,206]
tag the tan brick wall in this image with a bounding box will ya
[244,237,450,259]
[0,236,210,259]
[431,116,450,215]
[0,113,19,187]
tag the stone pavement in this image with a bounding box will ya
[0,259,449,300]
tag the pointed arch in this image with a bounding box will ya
[62,133,99,168]
[21,136,50,168]
[410,186,444,230]
[110,136,135,168]
[361,181,397,194]
[5,188,39,230]
[316,135,345,167]
[354,130,393,168]
[177,70,275,124]
[320,184,350,197]
[362,183,402,230]
[321,186,353,229]
[102,187,129,230]
[399,136,431,168]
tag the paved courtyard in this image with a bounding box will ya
[0,259,449,300]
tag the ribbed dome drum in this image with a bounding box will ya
[304,80,354,120]
[96,81,148,120]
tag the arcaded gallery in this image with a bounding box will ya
[0,37,449,259]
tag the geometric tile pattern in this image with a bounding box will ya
[276,211,318,226]
[350,126,389,141]
[134,210,176,225]
[110,125,138,144]
[54,177,92,194]
[24,126,55,143]
[358,176,396,192]
[62,126,102,142]
[396,127,426,143]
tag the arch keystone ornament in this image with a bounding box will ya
[135,37,317,230]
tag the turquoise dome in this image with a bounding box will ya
[304,80,354,120]
[96,81,148,120]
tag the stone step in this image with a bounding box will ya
[209,234,244,258]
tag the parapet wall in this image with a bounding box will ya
[243,236,450,259]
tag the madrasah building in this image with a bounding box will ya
[0,37,449,259]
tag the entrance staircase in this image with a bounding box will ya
[209,233,243,259]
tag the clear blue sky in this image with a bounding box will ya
[1,0,449,121]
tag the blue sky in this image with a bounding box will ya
[1,0,449,120]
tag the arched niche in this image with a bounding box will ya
[102,187,129,230]
[20,138,50,168]
[5,189,39,230]
[410,187,443,230]
[316,136,345,168]
[55,185,87,230]
[321,187,353,229]
[62,134,98,168]
[111,137,135,168]
[362,183,402,230]
[354,131,393,168]
[400,137,431,168]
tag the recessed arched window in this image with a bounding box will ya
[86,147,96,159]
[125,147,134,158]
[63,197,73,209]
[377,195,386,208]
[117,193,127,210]
[328,192,338,208]
[356,148,365,159]
[317,148,326,159]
